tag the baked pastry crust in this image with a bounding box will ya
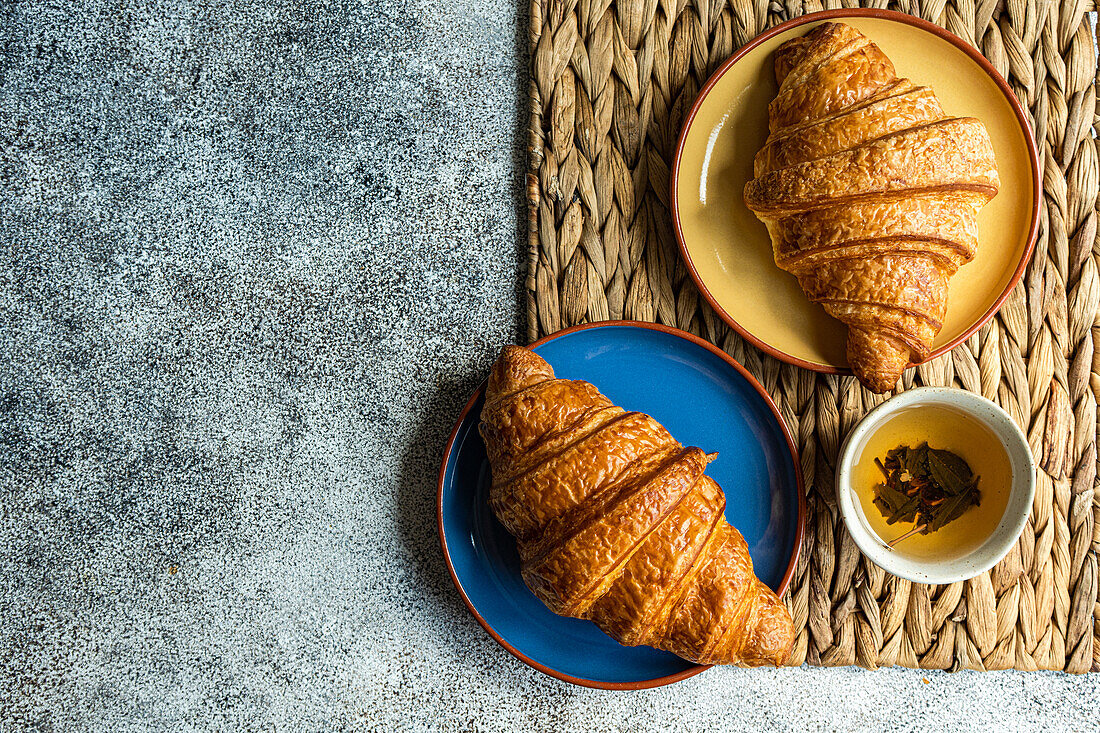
[744,22,999,393]
[479,345,795,667]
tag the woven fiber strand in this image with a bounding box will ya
[525,0,1100,672]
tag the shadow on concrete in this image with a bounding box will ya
[509,0,533,345]
[393,0,542,674]
[394,369,575,694]
[393,368,486,639]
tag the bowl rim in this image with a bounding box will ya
[436,320,806,689]
[669,7,1042,375]
[834,386,1037,585]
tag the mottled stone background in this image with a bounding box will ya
[0,1,1097,730]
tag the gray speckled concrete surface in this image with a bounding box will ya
[0,1,1096,730]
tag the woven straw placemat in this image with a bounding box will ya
[524,0,1100,671]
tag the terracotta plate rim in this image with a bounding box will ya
[436,320,807,690]
[670,8,1042,375]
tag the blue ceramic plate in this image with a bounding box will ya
[437,322,804,689]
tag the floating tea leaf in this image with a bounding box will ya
[905,444,927,479]
[887,494,920,525]
[927,449,972,495]
[874,481,910,517]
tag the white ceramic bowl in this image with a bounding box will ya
[836,387,1035,584]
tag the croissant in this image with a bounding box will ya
[478,345,794,667]
[744,22,999,393]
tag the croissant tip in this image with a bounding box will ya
[497,343,530,362]
[487,344,555,400]
[859,371,902,395]
[850,367,903,395]
[846,329,911,394]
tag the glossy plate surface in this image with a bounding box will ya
[438,322,803,689]
[672,10,1039,371]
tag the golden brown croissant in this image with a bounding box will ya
[744,22,999,393]
[478,345,794,667]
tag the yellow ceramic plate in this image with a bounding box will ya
[672,9,1039,372]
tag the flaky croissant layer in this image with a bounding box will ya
[478,345,795,667]
[744,22,999,393]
